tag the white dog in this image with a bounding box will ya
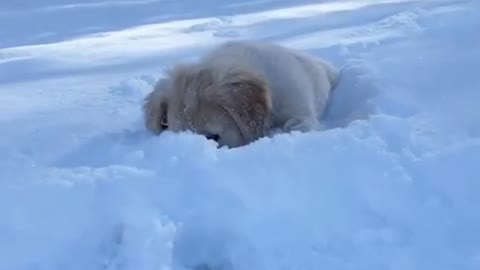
[143,40,339,148]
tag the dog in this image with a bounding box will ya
[143,40,339,148]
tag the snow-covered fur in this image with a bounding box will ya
[143,40,339,148]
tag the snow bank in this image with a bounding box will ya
[2,117,478,270]
[0,1,479,270]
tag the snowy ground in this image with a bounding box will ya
[1,0,479,270]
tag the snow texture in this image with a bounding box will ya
[0,0,479,270]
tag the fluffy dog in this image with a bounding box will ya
[143,40,339,148]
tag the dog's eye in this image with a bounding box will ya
[206,134,220,142]
[229,82,245,87]
[160,115,168,129]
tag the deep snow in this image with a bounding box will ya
[0,0,479,270]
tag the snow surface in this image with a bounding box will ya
[0,0,479,270]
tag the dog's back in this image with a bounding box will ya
[201,40,338,125]
[204,40,338,86]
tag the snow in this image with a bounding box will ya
[0,0,479,270]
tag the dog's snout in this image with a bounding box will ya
[205,134,220,142]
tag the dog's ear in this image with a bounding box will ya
[210,70,272,139]
[143,78,170,134]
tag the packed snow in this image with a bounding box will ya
[0,0,479,270]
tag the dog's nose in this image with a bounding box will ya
[205,134,220,142]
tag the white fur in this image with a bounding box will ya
[144,40,340,147]
[200,40,339,134]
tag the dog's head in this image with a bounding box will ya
[143,63,272,148]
